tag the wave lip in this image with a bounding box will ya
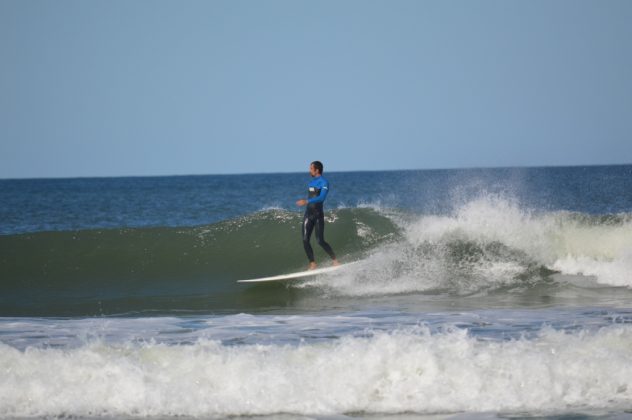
[1,325,632,417]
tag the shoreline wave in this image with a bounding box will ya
[2,324,631,418]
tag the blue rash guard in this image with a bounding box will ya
[306,175,329,216]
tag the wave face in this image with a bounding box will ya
[2,322,632,417]
[0,208,400,316]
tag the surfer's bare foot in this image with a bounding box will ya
[308,262,317,270]
[332,259,340,266]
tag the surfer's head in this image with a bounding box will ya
[310,161,323,177]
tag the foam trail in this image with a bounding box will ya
[2,326,632,418]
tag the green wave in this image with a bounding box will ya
[0,208,401,316]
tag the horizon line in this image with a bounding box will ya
[1,162,631,181]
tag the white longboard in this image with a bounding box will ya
[236,262,357,283]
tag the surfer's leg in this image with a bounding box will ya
[315,216,336,260]
[302,216,316,263]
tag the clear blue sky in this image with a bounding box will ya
[1,0,631,178]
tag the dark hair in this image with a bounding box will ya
[311,161,324,174]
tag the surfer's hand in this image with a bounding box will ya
[296,199,307,207]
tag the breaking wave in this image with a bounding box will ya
[304,196,632,295]
[2,324,632,417]
[2,197,632,315]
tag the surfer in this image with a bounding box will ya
[296,161,340,270]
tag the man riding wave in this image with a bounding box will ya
[295,161,340,270]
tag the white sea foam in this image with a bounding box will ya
[406,196,632,264]
[1,325,632,418]
[553,252,632,287]
[315,196,632,294]
[436,197,632,288]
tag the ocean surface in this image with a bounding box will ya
[1,165,632,419]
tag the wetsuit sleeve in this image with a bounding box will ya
[307,181,329,204]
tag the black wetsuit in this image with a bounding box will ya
[302,176,336,263]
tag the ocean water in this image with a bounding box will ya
[1,165,632,419]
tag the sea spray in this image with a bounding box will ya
[304,196,632,296]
